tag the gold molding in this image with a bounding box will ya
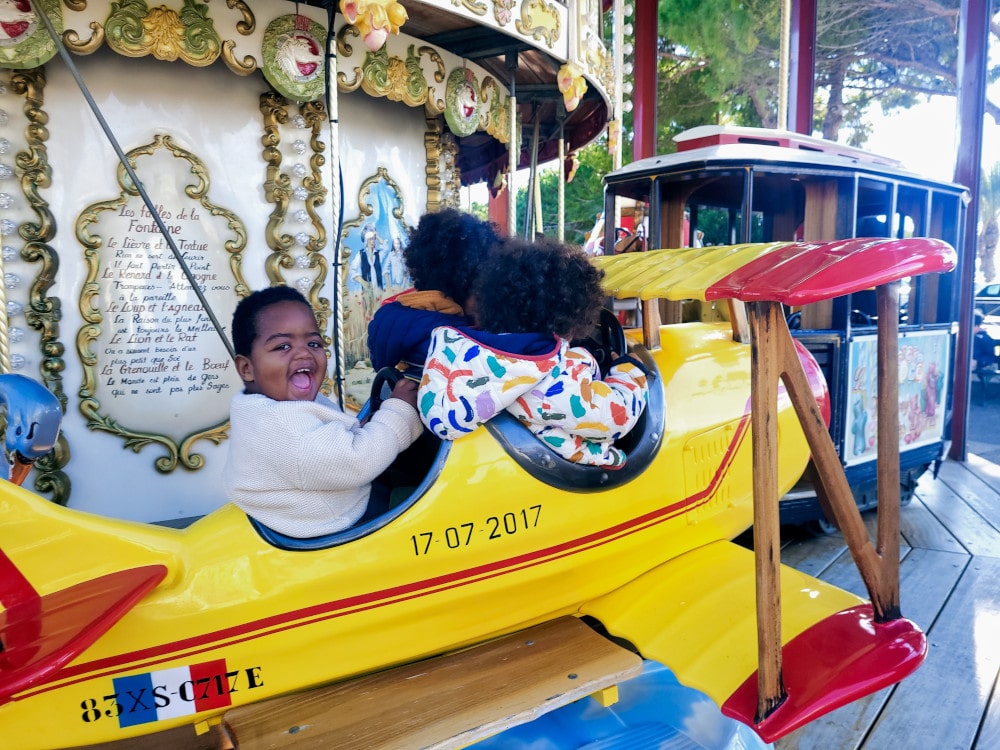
[480,76,511,143]
[221,39,257,76]
[451,0,488,17]
[104,0,222,66]
[424,118,461,212]
[63,23,105,55]
[9,67,71,504]
[75,135,248,473]
[335,26,470,124]
[515,0,561,48]
[64,0,258,67]
[225,0,255,35]
[259,93,332,333]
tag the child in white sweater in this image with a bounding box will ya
[223,286,423,537]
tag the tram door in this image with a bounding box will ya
[602,138,968,528]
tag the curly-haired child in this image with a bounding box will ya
[367,208,501,376]
[417,236,649,468]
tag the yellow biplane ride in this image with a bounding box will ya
[0,234,954,749]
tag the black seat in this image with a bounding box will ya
[484,346,664,491]
[248,429,449,551]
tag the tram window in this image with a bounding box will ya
[856,213,916,239]
[692,207,737,245]
[688,207,768,245]
[898,185,927,237]
[857,215,889,237]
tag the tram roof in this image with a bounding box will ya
[605,133,969,198]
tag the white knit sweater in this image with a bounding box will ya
[223,392,424,537]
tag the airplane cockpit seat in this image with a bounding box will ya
[485,344,664,492]
[249,311,662,549]
[248,436,450,551]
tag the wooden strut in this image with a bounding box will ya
[747,285,903,723]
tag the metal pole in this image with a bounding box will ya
[949,0,990,462]
[632,0,657,159]
[558,117,565,242]
[787,0,816,134]
[506,53,518,237]
[324,1,345,408]
[777,0,790,129]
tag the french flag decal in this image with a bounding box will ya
[112,659,232,728]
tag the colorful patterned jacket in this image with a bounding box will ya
[418,326,649,467]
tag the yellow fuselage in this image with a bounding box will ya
[1,323,818,748]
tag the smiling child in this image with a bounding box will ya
[223,286,422,537]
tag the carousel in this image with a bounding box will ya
[0,0,615,521]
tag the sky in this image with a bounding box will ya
[864,95,1000,183]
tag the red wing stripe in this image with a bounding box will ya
[706,238,956,305]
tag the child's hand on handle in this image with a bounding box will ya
[390,378,419,409]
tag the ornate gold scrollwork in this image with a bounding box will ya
[480,76,511,144]
[9,67,71,504]
[104,0,223,67]
[515,0,561,48]
[76,135,248,473]
[337,25,448,114]
[336,24,363,91]
[221,39,257,75]
[63,23,105,55]
[225,0,255,35]
[259,93,331,334]
[424,118,461,213]
[419,45,446,115]
[451,0,488,17]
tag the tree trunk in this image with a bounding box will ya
[821,59,849,140]
[981,215,998,283]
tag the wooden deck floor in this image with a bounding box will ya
[775,454,1000,750]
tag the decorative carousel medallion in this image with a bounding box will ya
[0,0,61,69]
[444,67,482,137]
[262,14,327,102]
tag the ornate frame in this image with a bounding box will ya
[75,135,248,472]
[338,167,409,407]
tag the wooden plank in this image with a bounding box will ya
[776,547,968,750]
[918,470,1000,557]
[900,496,967,555]
[977,677,1000,749]
[748,301,785,720]
[967,453,1000,485]
[78,723,229,750]
[935,459,1000,533]
[862,556,1000,749]
[222,617,642,750]
[779,529,850,577]
[779,509,909,579]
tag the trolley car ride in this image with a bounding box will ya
[0,234,955,749]
[599,125,969,531]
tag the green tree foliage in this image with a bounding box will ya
[504,1,1000,248]
[652,0,1000,149]
[514,141,614,246]
[652,0,780,155]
